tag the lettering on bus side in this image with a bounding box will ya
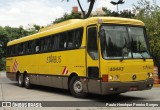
[109,67,124,71]
[143,65,153,70]
[46,55,61,63]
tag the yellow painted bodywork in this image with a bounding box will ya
[6,17,153,82]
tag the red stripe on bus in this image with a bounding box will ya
[62,66,66,74]
[65,70,68,75]
[12,60,18,72]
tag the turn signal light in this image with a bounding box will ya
[102,75,108,82]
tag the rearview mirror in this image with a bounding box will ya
[98,29,105,38]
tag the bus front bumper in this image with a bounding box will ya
[101,78,154,95]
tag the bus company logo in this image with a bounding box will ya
[12,59,18,72]
[62,66,69,75]
[132,75,136,80]
[2,102,11,107]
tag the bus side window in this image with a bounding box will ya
[66,28,83,49]
[10,46,14,56]
[31,40,36,53]
[87,27,98,60]
[14,45,18,56]
[35,40,40,52]
[48,36,52,51]
[67,30,74,49]
[27,41,31,53]
[54,35,60,50]
[23,43,27,54]
[59,33,67,50]
[18,43,23,55]
[50,36,55,51]
[74,28,83,48]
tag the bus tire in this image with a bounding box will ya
[24,74,32,89]
[69,76,87,98]
[18,74,24,87]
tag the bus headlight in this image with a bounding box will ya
[147,73,153,78]
[114,75,119,80]
[109,75,113,80]
[150,73,153,77]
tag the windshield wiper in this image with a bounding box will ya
[139,52,146,61]
[120,53,125,62]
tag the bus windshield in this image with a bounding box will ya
[100,25,151,60]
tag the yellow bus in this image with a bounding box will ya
[6,17,154,98]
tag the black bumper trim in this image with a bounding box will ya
[101,78,154,95]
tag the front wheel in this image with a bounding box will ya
[24,74,32,89]
[69,76,87,98]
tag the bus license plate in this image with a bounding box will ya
[129,86,138,91]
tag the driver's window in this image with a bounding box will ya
[87,27,98,60]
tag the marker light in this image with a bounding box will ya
[98,19,103,24]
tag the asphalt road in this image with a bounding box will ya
[0,71,160,110]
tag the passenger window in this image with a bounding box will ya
[67,30,74,49]
[87,27,98,60]
[18,43,23,55]
[31,40,36,53]
[40,38,48,52]
[35,40,40,52]
[66,28,83,49]
[59,33,67,50]
[74,28,83,48]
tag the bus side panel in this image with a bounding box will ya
[9,48,86,89]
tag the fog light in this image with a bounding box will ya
[109,88,114,91]
[149,84,152,87]
[147,84,153,87]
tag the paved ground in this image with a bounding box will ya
[0,71,160,110]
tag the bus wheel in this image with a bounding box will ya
[18,74,24,87]
[69,76,87,98]
[24,74,31,89]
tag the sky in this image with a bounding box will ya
[0,0,159,27]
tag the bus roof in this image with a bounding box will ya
[7,17,145,46]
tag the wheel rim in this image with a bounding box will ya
[73,80,83,94]
[25,76,29,86]
[18,75,22,85]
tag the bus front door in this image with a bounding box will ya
[86,26,101,94]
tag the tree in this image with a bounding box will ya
[133,0,160,72]
[64,0,95,18]
[0,26,9,70]
[53,12,81,24]
[110,0,125,12]
[33,24,41,32]
[0,26,37,70]
[102,7,135,18]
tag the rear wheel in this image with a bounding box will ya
[24,74,32,89]
[69,76,87,98]
[18,74,24,87]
